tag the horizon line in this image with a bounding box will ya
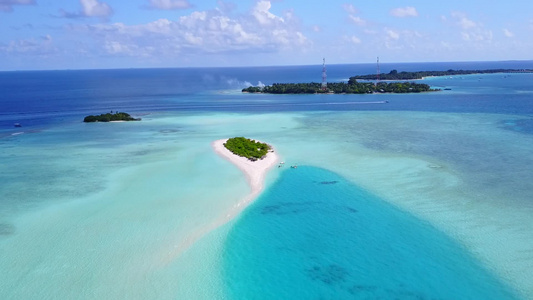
[2,59,533,73]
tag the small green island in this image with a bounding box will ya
[352,68,533,81]
[83,112,141,123]
[242,68,533,95]
[242,79,435,94]
[224,137,271,161]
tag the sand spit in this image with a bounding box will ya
[165,139,279,258]
[212,139,279,197]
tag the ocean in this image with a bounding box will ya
[1,61,532,299]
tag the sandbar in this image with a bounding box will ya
[212,138,279,201]
[157,139,279,262]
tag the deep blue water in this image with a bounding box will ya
[2,61,533,131]
[223,166,518,299]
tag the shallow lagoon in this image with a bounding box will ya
[1,64,533,299]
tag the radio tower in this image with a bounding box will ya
[376,56,380,84]
[321,58,327,91]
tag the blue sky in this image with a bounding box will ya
[1,0,532,70]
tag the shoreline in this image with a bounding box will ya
[211,139,279,198]
[166,139,279,257]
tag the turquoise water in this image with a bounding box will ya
[1,63,533,299]
[223,166,517,299]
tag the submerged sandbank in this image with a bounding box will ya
[168,139,279,255]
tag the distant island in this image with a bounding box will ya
[83,112,141,122]
[352,68,533,81]
[243,80,436,94]
[224,137,271,161]
[243,68,533,95]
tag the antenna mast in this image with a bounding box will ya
[376,56,380,83]
[321,58,327,91]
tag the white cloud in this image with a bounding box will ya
[179,11,207,28]
[58,0,112,19]
[184,31,203,45]
[379,28,424,53]
[295,32,307,44]
[447,12,493,44]
[346,35,361,44]
[386,29,400,40]
[461,30,493,42]
[252,0,283,25]
[216,1,236,14]
[0,35,56,55]
[283,8,295,22]
[80,0,112,17]
[75,1,308,58]
[451,12,477,29]
[342,3,358,14]
[105,41,133,54]
[344,4,366,26]
[390,7,418,18]
[348,15,366,26]
[503,28,514,38]
[0,0,35,12]
[146,0,192,10]
[458,18,476,29]
[379,28,425,52]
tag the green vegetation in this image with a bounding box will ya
[224,137,271,161]
[352,68,533,80]
[242,80,434,94]
[83,112,141,122]
[243,68,533,95]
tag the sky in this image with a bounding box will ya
[1,0,532,70]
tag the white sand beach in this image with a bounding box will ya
[163,139,279,256]
[212,138,279,201]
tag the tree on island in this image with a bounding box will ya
[351,68,533,81]
[83,111,141,122]
[243,68,533,95]
[224,137,270,161]
[242,80,434,94]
